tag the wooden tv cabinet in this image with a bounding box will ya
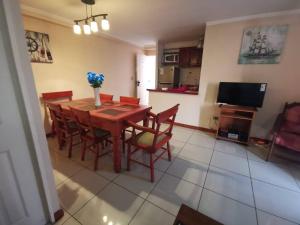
[216,105,257,145]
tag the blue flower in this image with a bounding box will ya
[86,72,105,88]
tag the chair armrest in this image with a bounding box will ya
[147,111,157,118]
[126,120,156,134]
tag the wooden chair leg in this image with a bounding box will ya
[94,143,100,171]
[150,153,154,183]
[167,141,172,161]
[122,130,126,153]
[68,134,73,158]
[267,138,276,161]
[81,139,87,161]
[127,143,131,171]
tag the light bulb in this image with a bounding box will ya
[73,23,81,34]
[101,18,110,31]
[90,20,99,33]
[83,23,91,35]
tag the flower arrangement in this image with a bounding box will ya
[87,71,105,88]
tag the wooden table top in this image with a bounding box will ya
[59,98,151,121]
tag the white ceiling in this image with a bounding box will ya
[21,0,300,47]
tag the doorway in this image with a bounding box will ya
[136,54,156,105]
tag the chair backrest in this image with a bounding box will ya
[100,93,113,103]
[120,96,140,105]
[47,102,65,129]
[70,107,91,131]
[284,102,300,124]
[42,90,73,102]
[154,104,179,135]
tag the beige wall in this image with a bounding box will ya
[199,13,300,138]
[22,16,142,132]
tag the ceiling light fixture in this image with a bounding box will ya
[73,0,110,35]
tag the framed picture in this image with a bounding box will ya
[238,25,288,64]
[25,30,53,63]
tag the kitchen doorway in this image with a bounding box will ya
[136,54,156,105]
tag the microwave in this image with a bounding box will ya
[162,53,179,64]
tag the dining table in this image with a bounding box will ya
[58,98,151,173]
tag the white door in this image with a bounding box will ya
[136,54,156,105]
[0,5,47,225]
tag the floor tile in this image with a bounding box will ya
[205,166,254,206]
[147,173,202,216]
[63,217,81,225]
[74,183,144,225]
[172,129,192,142]
[198,189,257,225]
[249,160,299,191]
[246,145,268,163]
[257,210,298,225]
[289,164,300,189]
[210,151,250,176]
[188,132,215,149]
[166,157,208,186]
[179,143,213,164]
[95,154,122,181]
[52,154,83,180]
[114,163,163,198]
[215,140,247,158]
[57,169,109,214]
[129,201,175,225]
[253,180,300,224]
[53,169,69,187]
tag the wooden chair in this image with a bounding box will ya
[47,102,80,158]
[42,90,73,135]
[100,93,113,103]
[126,104,179,182]
[71,107,111,170]
[120,96,140,105]
[120,96,141,151]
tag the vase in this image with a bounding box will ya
[94,87,100,107]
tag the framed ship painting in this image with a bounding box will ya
[238,25,288,64]
[25,30,53,63]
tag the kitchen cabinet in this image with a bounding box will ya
[179,47,203,67]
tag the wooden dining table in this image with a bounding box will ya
[58,98,151,173]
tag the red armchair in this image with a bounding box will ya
[267,102,300,161]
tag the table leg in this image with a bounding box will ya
[112,134,121,173]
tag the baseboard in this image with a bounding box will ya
[172,121,270,144]
[54,209,64,222]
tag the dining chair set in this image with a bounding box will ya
[42,90,179,182]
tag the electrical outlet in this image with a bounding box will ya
[213,116,219,121]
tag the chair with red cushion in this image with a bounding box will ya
[71,107,111,170]
[47,102,80,157]
[126,104,179,182]
[42,90,73,135]
[267,102,300,161]
[120,96,140,105]
[120,96,140,151]
[100,93,113,103]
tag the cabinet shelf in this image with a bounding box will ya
[220,113,253,120]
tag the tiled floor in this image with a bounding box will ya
[49,126,300,225]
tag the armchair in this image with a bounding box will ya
[267,102,300,161]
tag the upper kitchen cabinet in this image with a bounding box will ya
[179,47,203,68]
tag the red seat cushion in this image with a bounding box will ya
[275,131,300,152]
[281,121,300,135]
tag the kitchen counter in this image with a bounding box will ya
[147,88,198,95]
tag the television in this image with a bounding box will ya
[217,82,267,107]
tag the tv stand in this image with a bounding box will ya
[216,105,257,145]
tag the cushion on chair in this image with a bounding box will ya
[66,121,78,129]
[281,121,300,135]
[95,128,110,138]
[275,131,300,152]
[285,106,300,123]
[134,132,167,147]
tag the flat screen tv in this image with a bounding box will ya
[217,82,267,107]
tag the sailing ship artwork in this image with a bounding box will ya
[25,30,53,63]
[238,25,288,64]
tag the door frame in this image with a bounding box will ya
[2,0,60,223]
